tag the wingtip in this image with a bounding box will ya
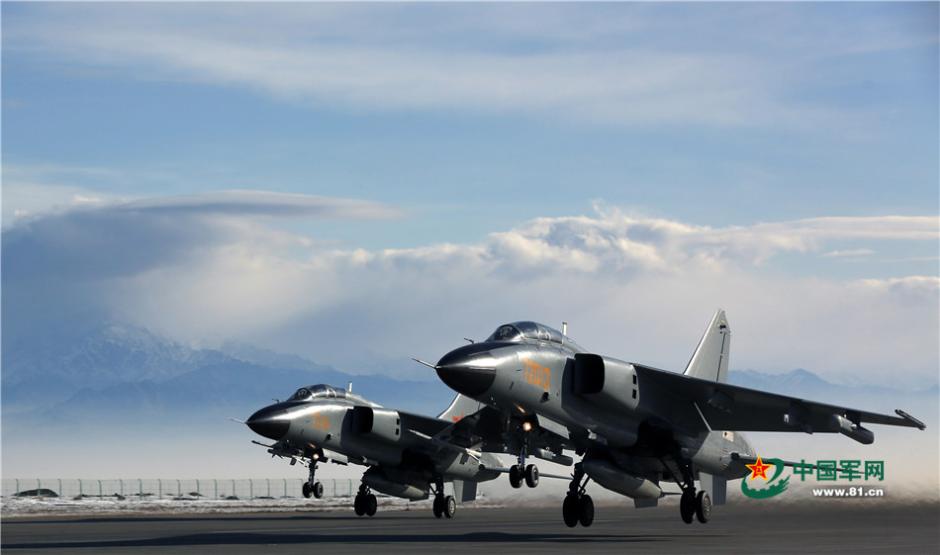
[895,409,926,430]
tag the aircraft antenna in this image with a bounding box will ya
[347,382,353,393]
[562,321,568,336]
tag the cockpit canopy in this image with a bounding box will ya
[485,321,582,350]
[290,384,345,401]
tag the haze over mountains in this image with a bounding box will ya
[2,321,935,480]
[3,322,935,434]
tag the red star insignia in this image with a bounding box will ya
[746,455,772,480]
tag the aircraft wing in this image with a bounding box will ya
[634,364,925,443]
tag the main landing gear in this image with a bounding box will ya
[667,459,711,524]
[302,462,324,499]
[354,484,377,517]
[508,441,539,489]
[431,477,456,519]
[562,463,594,528]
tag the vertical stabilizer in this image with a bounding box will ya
[683,310,731,383]
[437,393,483,422]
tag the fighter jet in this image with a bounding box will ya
[245,383,503,518]
[426,311,925,527]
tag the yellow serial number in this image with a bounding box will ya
[522,359,551,391]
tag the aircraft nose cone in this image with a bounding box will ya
[436,345,497,397]
[246,406,289,440]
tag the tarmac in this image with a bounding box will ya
[2,500,938,554]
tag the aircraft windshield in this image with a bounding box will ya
[487,321,583,350]
[290,384,341,401]
[486,324,523,342]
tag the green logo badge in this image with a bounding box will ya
[741,456,789,499]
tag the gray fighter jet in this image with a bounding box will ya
[426,311,925,527]
[245,383,502,518]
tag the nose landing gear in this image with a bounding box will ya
[302,462,324,499]
[354,484,377,517]
[509,439,539,489]
[561,463,594,527]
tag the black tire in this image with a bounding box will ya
[562,493,579,527]
[524,464,539,488]
[443,495,457,519]
[578,494,595,527]
[509,465,523,488]
[302,482,312,499]
[433,495,444,518]
[365,494,377,516]
[354,494,365,516]
[680,491,695,524]
[695,491,711,523]
[313,481,324,499]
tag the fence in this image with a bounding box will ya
[1,478,361,500]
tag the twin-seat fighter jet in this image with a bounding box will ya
[246,384,499,518]
[429,311,925,527]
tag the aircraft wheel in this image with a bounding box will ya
[433,495,444,518]
[443,495,457,519]
[302,482,312,498]
[313,481,324,499]
[354,494,365,516]
[562,493,579,528]
[509,465,523,488]
[578,494,594,527]
[365,494,378,516]
[695,491,711,523]
[524,464,539,488]
[679,490,695,524]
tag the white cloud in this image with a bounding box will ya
[8,200,935,385]
[116,190,402,220]
[2,181,401,226]
[823,248,876,258]
[12,3,924,128]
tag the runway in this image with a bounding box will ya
[2,501,937,554]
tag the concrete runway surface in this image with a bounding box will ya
[2,501,937,554]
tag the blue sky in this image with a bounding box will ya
[2,3,938,384]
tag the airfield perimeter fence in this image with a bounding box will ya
[1,478,364,500]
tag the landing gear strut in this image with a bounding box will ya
[431,477,456,519]
[302,462,324,499]
[667,459,710,524]
[562,463,594,528]
[508,437,539,489]
[354,484,377,517]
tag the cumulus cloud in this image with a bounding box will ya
[3,198,937,385]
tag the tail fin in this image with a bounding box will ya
[437,393,483,422]
[683,309,731,383]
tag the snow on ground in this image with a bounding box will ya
[0,494,507,518]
